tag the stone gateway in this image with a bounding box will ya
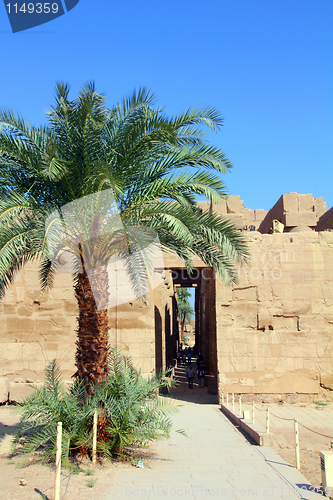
[1,192,332,402]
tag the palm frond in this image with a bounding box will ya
[14,353,177,464]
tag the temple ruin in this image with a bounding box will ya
[0,192,332,402]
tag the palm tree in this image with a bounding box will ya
[177,288,194,341]
[0,83,248,393]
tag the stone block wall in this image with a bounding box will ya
[258,193,327,233]
[0,262,78,401]
[108,295,155,376]
[217,230,333,394]
[0,261,159,402]
[1,193,332,401]
[198,196,268,231]
[317,207,333,231]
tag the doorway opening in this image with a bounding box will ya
[154,267,217,391]
[176,286,195,348]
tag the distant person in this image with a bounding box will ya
[187,350,192,365]
[197,352,204,368]
[197,366,205,388]
[177,351,181,366]
[186,364,194,389]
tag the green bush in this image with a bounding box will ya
[13,349,181,465]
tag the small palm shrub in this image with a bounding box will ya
[13,349,179,465]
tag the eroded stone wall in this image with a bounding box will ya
[0,261,162,401]
[0,262,77,401]
[152,270,175,373]
[258,193,327,233]
[217,230,333,394]
[1,194,332,401]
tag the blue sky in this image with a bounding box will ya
[1,0,332,212]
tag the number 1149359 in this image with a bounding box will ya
[6,3,59,14]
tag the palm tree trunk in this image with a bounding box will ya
[181,314,185,341]
[74,265,109,394]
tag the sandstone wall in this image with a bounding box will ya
[258,193,327,234]
[153,270,175,373]
[317,207,333,231]
[217,230,333,394]
[198,196,267,231]
[0,262,78,401]
[1,194,332,401]
[0,261,160,402]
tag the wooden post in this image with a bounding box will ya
[294,418,300,470]
[226,392,229,405]
[232,393,235,412]
[252,402,255,424]
[221,390,224,405]
[266,408,270,434]
[54,422,62,500]
[239,395,242,417]
[92,409,98,464]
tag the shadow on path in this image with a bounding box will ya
[166,362,218,405]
